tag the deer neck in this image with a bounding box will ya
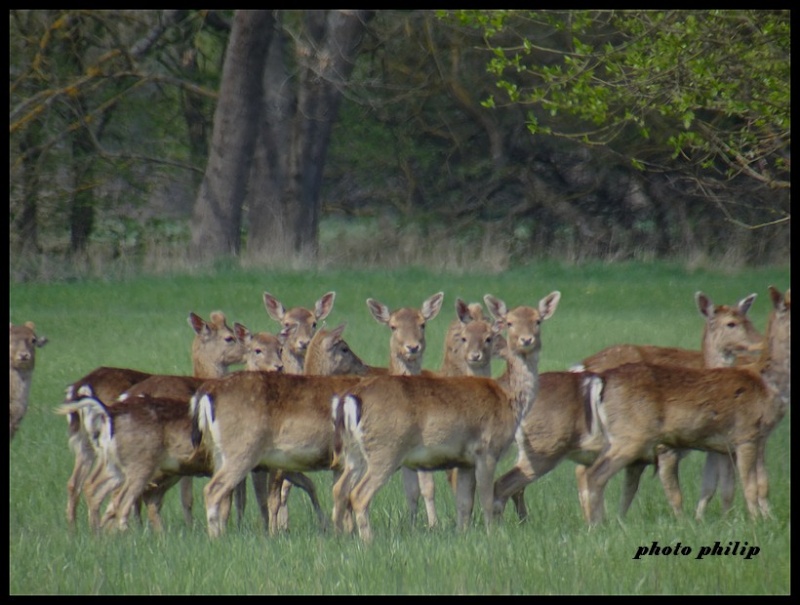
[499,347,540,423]
[389,353,422,376]
[283,351,306,375]
[9,367,32,404]
[192,357,228,379]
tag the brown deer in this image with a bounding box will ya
[581,286,789,525]
[63,366,153,526]
[365,292,444,529]
[262,323,387,534]
[437,299,503,523]
[57,319,286,533]
[64,311,245,530]
[494,291,763,523]
[330,291,561,543]
[10,321,48,441]
[259,291,336,532]
[193,371,370,538]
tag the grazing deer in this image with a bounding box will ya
[10,322,48,441]
[330,291,561,543]
[581,286,789,525]
[365,292,444,530]
[495,291,763,523]
[64,311,245,530]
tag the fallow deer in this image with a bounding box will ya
[63,311,245,530]
[10,321,48,441]
[494,291,763,523]
[581,286,789,525]
[364,292,444,530]
[57,319,286,533]
[259,291,336,531]
[330,291,561,543]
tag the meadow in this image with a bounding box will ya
[9,261,791,595]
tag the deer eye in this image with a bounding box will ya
[461,337,467,343]
[312,321,318,329]
[727,322,736,328]
[255,348,263,355]
[225,336,235,343]
[342,345,350,353]
[390,325,397,332]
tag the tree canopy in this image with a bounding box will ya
[445,10,790,227]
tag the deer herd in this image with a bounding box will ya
[9,283,791,543]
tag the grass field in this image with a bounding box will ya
[9,261,791,594]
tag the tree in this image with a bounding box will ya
[444,10,790,229]
[189,9,376,263]
[10,10,225,259]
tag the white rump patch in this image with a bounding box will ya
[342,394,363,441]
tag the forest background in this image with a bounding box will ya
[9,10,790,281]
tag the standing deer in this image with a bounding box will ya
[63,311,245,530]
[57,320,284,533]
[10,321,48,441]
[494,291,763,523]
[437,299,502,524]
[262,323,386,534]
[63,366,153,526]
[581,286,789,525]
[331,291,561,543]
[260,291,336,531]
[365,292,444,529]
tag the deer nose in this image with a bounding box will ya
[518,336,534,348]
[468,351,483,362]
[406,344,420,355]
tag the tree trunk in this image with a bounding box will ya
[189,10,274,260]
[245,10,375,263]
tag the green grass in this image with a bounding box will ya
[9,261,791,594]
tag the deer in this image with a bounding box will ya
[261,322,387,534]
[56,319,286,533]
[494,291,764,524]
[259,291,336,532]
[434,299,504,524]
[10,321,48,441]
[192,369,371,538]
[580,286,790,526]
[63,366,154,526]
[364,292,445,530]
[330,291,561,543]
[62,311,246,530]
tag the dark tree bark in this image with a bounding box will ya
[245,10,375,262]
[189,10,275,260]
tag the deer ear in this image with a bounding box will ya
[737,293,757,316]
[539,291,561,320]
[316,292,336,321]
[263,292,286,322]
[188,312,206,335]
[484,294,507,321]
[695,292,714,320]
[234,323,250,343]
[422,292,444,321]
[366,299,391,325]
